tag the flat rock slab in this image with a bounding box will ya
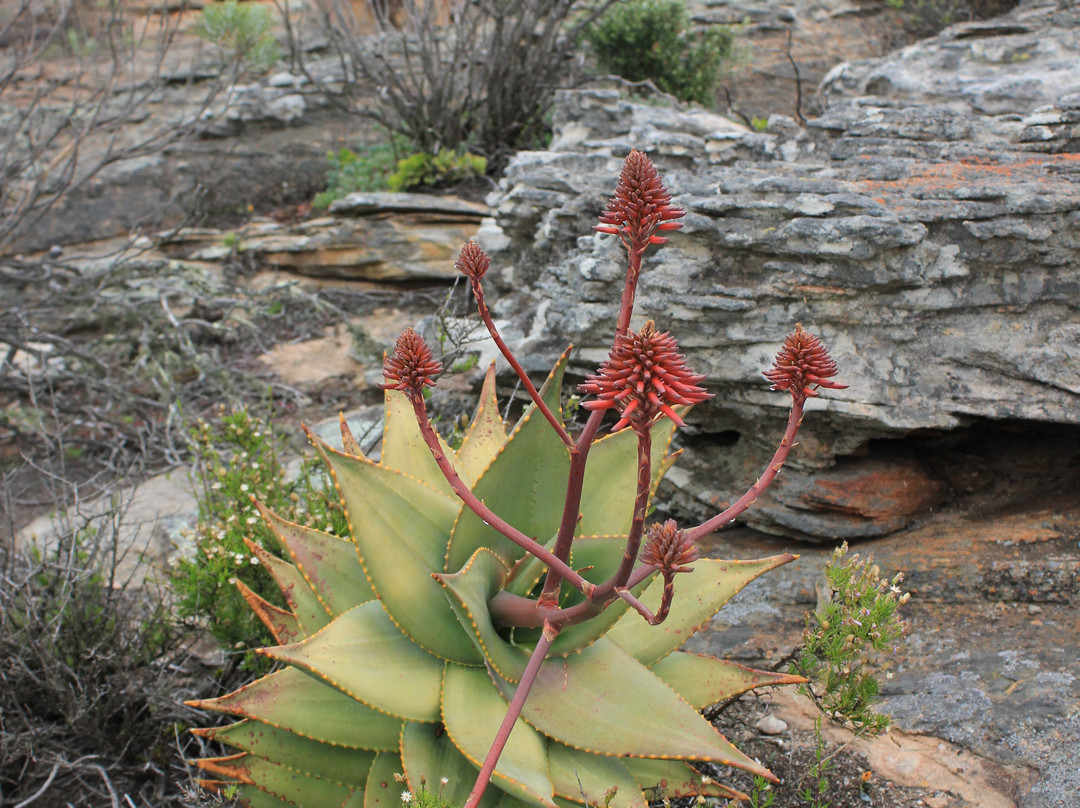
[160,194,490,280]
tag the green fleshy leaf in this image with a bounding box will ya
[446,350,571,571]
[382,388,467,494]
[315,436,481,665]
[364,752,406,808]
[648,652,806,710]
[198,754,353,808]
[547,743,646,808]
[491,637,771,778]
[435,548,529,683]
[263,602,445,722]
[257,502,375,616]
[442,663,557,808]
[455,362,507,482]
[236,579,301,644]
[606,555,796,665]
[577,417,679,537]
[503,534,558,599]
[210,720,375,786]
[245,539,330,637]
[401,722,501,808]
[623,758,745,801]
[187,666,402,751]
[237,785,296,808]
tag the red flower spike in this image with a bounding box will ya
[763,323,847,404]
[579,320,710,432]
[595,149,684,254]
[639,520,699,573]
[381,328,443,400]
[455,241,490,282]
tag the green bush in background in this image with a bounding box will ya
[585,0,735,106]
[192,0,280,72]
[314,141,488,207]
[387,148,488,192]
[312,141,404,208]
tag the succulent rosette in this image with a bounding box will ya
[187,150,846,808]
[188,361,802,808]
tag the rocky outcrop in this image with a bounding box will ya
[482,3,1080,542]
[821,0,1080,116]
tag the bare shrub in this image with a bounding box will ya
[0,0,245,252]
[0,483,208,807]
[306,0,617,171]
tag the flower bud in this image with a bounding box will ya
[639,519,699,573]
[454,240,490,282]
[595,149,685,253]
[579,321,710,432]
[763,323,847,404]
[381,328,443,401]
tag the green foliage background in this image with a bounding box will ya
[585,0,735,105]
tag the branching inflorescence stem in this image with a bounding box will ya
[380,150,847,808]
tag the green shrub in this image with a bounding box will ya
[585,0,735,105]
[192,0,280,72]
[171,406,348,672]
[312,139,407,208]
[788,543,910,735]
[387,148,488,193]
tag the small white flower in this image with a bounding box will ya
[247,516,258,525]
[401,791,413,804]
[250,556,260,566]
[440,778,449,786]
[240,484,250,492]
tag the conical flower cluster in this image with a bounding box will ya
[381,328,443,401]
[763,323,846,404]
[640,520,699,574]
[595,149,684,253]
[455,240,490,282]
[579,320,710,432]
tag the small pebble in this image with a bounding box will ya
[924,796,951,808]
[1027,604,1043,615]
[755,715,788,735]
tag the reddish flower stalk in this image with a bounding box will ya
[456,242,575,450]
[684,399,804,544]
[404,390,594,599]
[541,154,684,603]
[579,320,711,433]
[686,325,845,542]
[590,428,652,600]
[763,323,847,404]
[461,623,558,808]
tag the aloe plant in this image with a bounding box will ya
[188,150,847,808]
